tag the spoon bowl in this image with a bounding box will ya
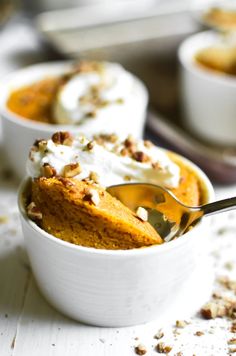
[107,183,236,241]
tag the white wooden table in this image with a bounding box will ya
[1,16,236,356]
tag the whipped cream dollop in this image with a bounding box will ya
[28,132,180,189]
[53,61,146,128]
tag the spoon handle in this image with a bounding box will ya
[202,197,236,217]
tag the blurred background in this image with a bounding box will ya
[1,0,236,183]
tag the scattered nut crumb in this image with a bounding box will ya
[194,331,204,337]
[173,328,181,336]
[217,227,227,235]
[154,330,164,340]
[176,320,188,328]
[228,339,236,345]
[135,344,147,355]
[218,276,236,293]
[156,342,172,353]
[201,302,224,319]
[136,207,148,222]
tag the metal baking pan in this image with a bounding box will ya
[35,0,201,63]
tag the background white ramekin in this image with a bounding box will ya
[0,61,148,178]
[178,31,236,146]
[18,152,215,327]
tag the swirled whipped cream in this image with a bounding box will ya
[28,132,180,189]
[53,61,147,132]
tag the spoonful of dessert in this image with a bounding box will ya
[107,183,236,242]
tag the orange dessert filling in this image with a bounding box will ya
[7,77,62,124]
[30,177,162,250]
[195,46,236,76]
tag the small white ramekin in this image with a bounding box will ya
[0,61,148,178]
[178,31,236,146]
[18,153,215,327]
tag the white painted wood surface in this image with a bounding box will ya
[0,16,236,356]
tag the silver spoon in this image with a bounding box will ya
[107,183,236,242]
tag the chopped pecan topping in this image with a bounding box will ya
[228,338,236,345]
[94,134,118,145]
[124,175,132,181]
[29,147,37,161]
[57,177,76,188]
[74,60,105,74]
[86,141,95,151]
[41,163,57,178]
[136,207,148,222]
[51,131,73,146]
[144,140,153,148]
[63,163,81,178]
[134,344,147,355]
[124,136,135,148]
[33,139,44,148]
[89,171,100,184]
[83,187,100,206]
[132,151,150,163]
[108,134,118,143]
[27,202,42,221]
[120,148,129,156]
[152,162,161,170]
[38,140,48,152]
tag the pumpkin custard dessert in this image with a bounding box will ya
[26,132,203,250]
[6,60,147,138]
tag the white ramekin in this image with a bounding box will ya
[178,31,236,146]
[18,152,215,327]
[0,61,148,178]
